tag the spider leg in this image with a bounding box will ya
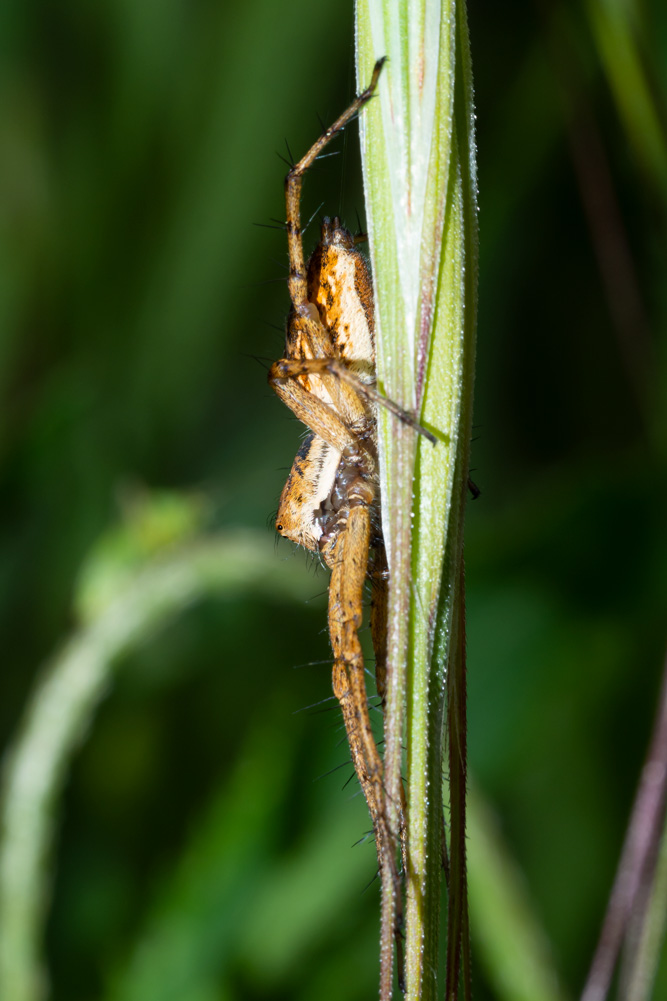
[272,355,436,444]
[369,540,409,881]
[366,548,408,884]
[329,502,387,846]
[269,359,366,458]
[328,493,405,979]
[369,544,388,703]
[284,59,385,313]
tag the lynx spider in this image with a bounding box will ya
[268,58,433,927]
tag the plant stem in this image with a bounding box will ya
[356,0,478,995]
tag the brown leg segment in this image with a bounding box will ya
[284,58,386,312]
[271,355,437,445]
[328,504,389,859]
[369,543,409,882]
[269,360,361,457]
[328,500,404,994]
[369,544,389,703]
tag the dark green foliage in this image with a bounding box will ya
[1,1,666,999]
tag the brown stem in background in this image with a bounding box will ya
[537,0,652,424]
[564,103,651,420]
[580,646,667,1001]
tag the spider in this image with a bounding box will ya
[268,59,434,906]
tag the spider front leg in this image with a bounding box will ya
[284,58,385,315]
[271,354,437,446]
[268,357,366,458]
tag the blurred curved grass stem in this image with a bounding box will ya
[0,529,317,1001]
[581,646,667,1001]
[356,0,478,996]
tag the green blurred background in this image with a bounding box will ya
[1,0,666,999]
